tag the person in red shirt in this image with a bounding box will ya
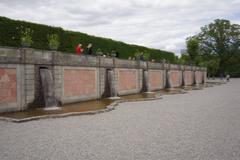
[76,44,84,55]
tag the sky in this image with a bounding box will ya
[0,0,240,55]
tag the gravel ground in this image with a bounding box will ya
[1,79,240,160]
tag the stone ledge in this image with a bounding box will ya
[0,47,206,71]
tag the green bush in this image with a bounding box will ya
[0,16,176,62]
[20,27,33,47]
[47,34,60,50]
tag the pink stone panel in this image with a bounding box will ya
[195,71,203,84]
[184,71,193,85]
[0,68,17,103]
[170,70,181,87]
[149,70,163,90]
[64,69,96,97]
[118,69,137,92]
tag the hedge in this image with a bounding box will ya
[0,16,176,62]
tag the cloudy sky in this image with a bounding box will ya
[0,0,240,55]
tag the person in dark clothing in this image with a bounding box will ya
[226,74,230,82]
[86,43,93,55]
[116,51,119,58]
[139,52,144,61]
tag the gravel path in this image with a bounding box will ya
[1,79,240,160]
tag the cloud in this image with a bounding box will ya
[0,0,239,55]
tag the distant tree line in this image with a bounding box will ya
[0,16,177,62]
[180,19,240,77]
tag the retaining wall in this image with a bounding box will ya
[0,47,207,113]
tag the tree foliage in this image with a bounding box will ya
[196,19,240,76]
[184,19,240,77]
[186,37,200,63]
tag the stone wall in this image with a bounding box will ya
[149,70,165,91]
[62,67,99,104]
[0,47,207,113]
[183,71,194,86]
[0,68,17,103]
[116,68,141,95]
[167,70,182,88]
[195,70,204,85]
[0,63,24,112]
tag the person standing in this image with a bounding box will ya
[86,43,93,55]
[116,51,119,58]
[76,44,84,55]
[226,74,230,82]
[140,52,144,61]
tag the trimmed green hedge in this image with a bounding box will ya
[0,16,176,62]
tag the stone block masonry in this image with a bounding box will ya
[0,63,24,112]
[195,70,204,85]
[0,68,17,103]
[183,71,194,86]
[0,47,207,113]
[62,67,99,104]
[167,70,182,88]
[117,68,139,95]
[149,70,165,91]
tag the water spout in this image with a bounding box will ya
[40,68,60,110]
[107,69,120,99]
[143,70,152,93]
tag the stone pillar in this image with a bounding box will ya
[194,67,199,86]
[24,64,35,107]
[53,65,63,104]
[203,70,207,84]
[162,60,167,88]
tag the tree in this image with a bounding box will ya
[225,51,240,77]
[179,53,190,64]
[186,37,200,64]
[203,58,220,78]
[196,19,240,75]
